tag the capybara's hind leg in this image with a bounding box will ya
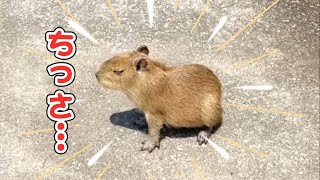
[197,122,222,145]
[197,130,209,145]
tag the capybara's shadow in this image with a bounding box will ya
[110,108,202,138]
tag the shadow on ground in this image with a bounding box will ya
[110,108,205,139]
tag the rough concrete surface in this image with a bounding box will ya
[0,0,319,179]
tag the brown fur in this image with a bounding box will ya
[96,46,222,152]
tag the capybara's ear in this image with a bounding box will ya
[137,46,149,55]
[134,58,148,71]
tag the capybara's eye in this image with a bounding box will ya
[113,69,124,75]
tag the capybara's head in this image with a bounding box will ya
[96,46,151,91]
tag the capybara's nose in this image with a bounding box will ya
[95,72,99,79]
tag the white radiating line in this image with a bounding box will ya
[67,19,98,44]
[200,135,230,160]
[237,85,273,91]
[147,0,154,27]
[208,16,228,42]
[88,141,112,166]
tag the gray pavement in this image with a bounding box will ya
[0,0,319,179]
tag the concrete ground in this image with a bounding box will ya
[0,0,319,179]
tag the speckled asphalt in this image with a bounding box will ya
[0,0,319,179]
